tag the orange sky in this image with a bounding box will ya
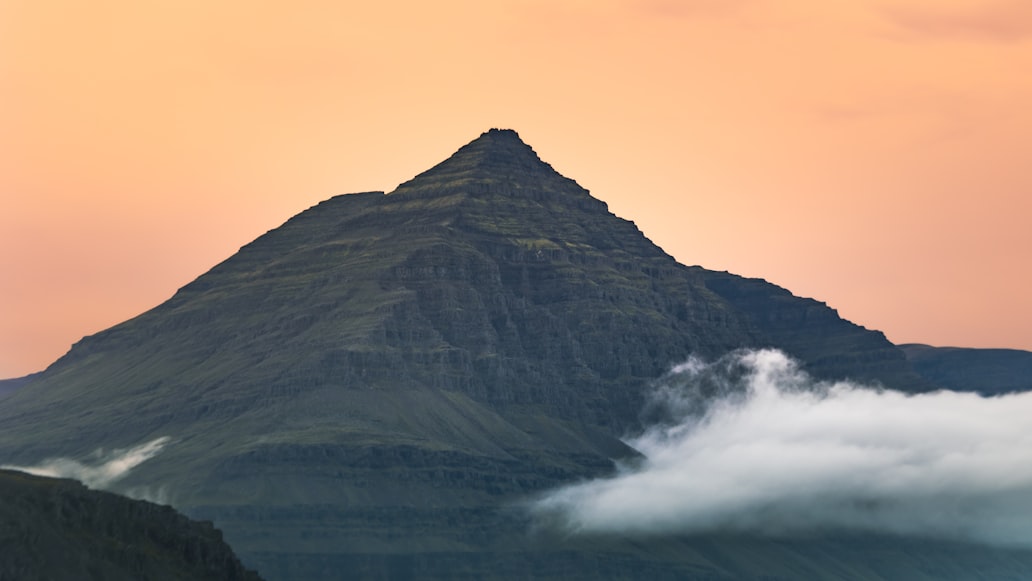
[3,0,1031,378]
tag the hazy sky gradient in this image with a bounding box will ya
[3,0,1030,377]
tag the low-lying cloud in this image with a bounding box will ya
[532,349,1032,546]
[2,436,171,490]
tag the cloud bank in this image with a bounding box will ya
[532,350,1032,546]
[2,436,171,490]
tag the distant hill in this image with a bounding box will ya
[3,129,1022,580]
[900,344,1032,395]
[0,469,262,581]
[0,372,39,399]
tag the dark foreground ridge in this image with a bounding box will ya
[0,469,263,581]
[2,130,1028,580]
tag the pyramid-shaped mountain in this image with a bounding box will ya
[6,129,1008,580]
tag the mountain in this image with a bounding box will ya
[0,468,262,581]
[2,129,1024,580]
[900,343,1032,395]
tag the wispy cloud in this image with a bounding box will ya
[123,484,175,505]
[2,437,171,490]
[886,0,1032,43]
[532,350,1032,546]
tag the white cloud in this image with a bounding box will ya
[532,350,1032,546]
[2,436,171,490]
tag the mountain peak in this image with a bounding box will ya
[390,128,580,197]
[448,127,539,162]
[479,127,524,141]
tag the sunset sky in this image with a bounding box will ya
[2,0,1031,378]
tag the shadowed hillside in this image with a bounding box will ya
[0,469,262,581]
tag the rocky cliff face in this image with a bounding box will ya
[0,129,973,580]
[0,469,262,581]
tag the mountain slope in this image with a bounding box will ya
[0,469,262,581]
[0,129,995,580]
